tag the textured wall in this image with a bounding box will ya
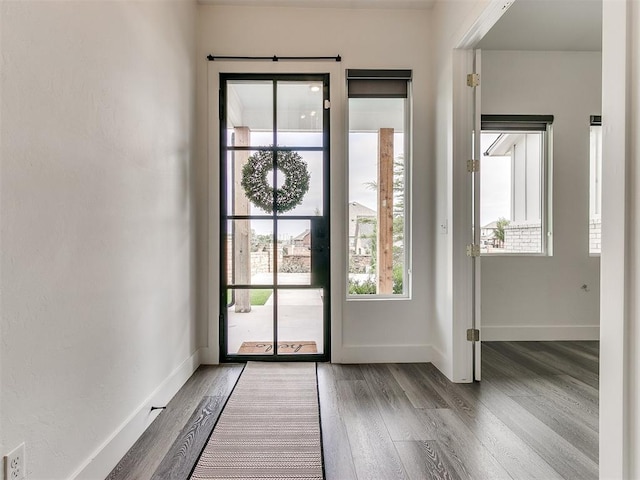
[0,1,196,477]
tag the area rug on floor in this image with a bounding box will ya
[237,341,318,354]
[190,362,323,480]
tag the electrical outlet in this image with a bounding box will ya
[4,443,25,480]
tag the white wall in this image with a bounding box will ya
[480,50,601,341]
[0,1,197,478]
[196,5,434,364]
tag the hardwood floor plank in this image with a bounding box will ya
[417,408,512,479]
[521,375,599,432]
[449,384,564,480]
[387,363,450,409]
[151,396,226,480]
[511,394,599,463]
[486,342,564,377]
[202,364,245,397]
[395,440,462,480]
[473,379,598,479]
[337,379,409,479]
[106,365,243,480]
[411,364,477,420]
[360,364,434,441]
[316,364,358,480]
[331,363,365,380]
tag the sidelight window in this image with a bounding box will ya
[347,70,412,297]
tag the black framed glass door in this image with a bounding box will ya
[220,74,330,362]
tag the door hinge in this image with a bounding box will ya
[467,73,480,87]
[324,99,331,109]
[467,159,479,173]
[467,328,480,342]
[466,244,480,257]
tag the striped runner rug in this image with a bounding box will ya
[190,362,323,480]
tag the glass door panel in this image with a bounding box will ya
[276,289,324,355]
[226,288,274,356]
[277,81,324,147]
[275,150,324,217]
[225,219,274,286]
[220,74,330,362]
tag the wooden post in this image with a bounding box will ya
[234,127,251,312]
[377,128,394,294]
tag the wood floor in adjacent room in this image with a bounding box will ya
[108,341,599,480]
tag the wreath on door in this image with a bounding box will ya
[241,149,310,213]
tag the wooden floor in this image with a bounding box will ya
[108,341,599,480]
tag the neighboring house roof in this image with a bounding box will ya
[349,201,376,237]
[482,221,498,230]
[293,229,310,241]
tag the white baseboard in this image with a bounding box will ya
[428,344,452,379]
[71,349,202,480]
[199,346,219,365]
[482,325,600,341]
[338,344,433,363]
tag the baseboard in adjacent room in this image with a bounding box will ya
[482,325,600,341]
[71,348,202,480]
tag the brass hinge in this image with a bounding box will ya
[467,73,480,87]
[467,159,479,173]
[466,244,480,257]
[467,328,480,342]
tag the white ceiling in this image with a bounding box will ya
[199,0,435,8]
[477,0,602,51]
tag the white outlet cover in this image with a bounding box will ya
[4,443,25,480]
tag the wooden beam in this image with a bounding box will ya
[377,128,394,294]
[234,127,251,312]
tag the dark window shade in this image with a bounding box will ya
[347,69,411,99]
[481,114,554,131]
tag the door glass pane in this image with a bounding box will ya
[277,81,324,147]
[275,150,323,216]
[276,219,311,285]
[226,150,276,216]
[276,288,324,355]
[226,81,273,147]
[226,220,274,286]
[226,288,274,356]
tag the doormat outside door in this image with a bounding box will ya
[237,341,318,354]
[190,362,323,480]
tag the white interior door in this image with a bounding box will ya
[472,49,482,381]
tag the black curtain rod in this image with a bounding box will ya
[207,54,341,62]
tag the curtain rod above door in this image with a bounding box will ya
[207,54,341,62]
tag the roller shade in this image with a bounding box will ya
[347,69,412,98]
[481,115,554,131]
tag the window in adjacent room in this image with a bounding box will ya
[347,70,412,297]
[480,115,553,255]
[589,115,602,255]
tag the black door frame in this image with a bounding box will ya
[219,73,331,362]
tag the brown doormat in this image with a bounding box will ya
[237,341,318,354]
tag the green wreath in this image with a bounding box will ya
[241,150,310,213]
